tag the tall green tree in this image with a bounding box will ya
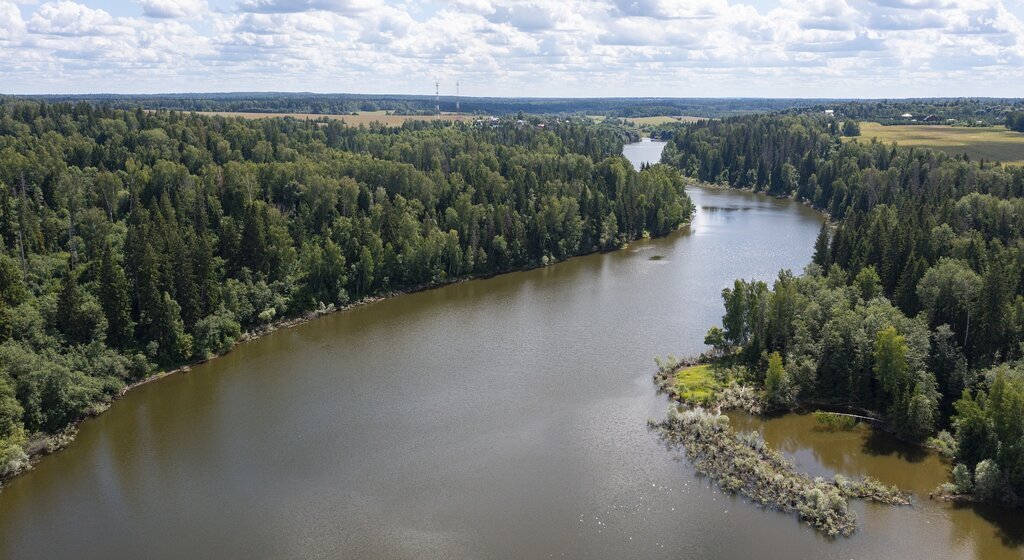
[97,241,134,349]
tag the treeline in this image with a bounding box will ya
[0,101,693,478]
[1007,112,1024,133]
[801,99,1023,126]
[2,94,830,119]
[668,113,1024,506]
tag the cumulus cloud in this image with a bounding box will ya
[0,0,1022,96]
[28,1,131,36]
[139,0,208,19]
[236,0,376,13]
[867,10,947,30]
[0,2,26,41]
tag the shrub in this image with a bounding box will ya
[813,411,859,431]
[974,459,1003,501]
[952,463,973,494]
[927,430,957,459]
[192,308,242,359]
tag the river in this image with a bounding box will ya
[0,139,1018,559]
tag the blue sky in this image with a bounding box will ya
[2,0,1023,97]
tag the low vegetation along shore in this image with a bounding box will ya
[652,359,909,537]
[650,409,908,537]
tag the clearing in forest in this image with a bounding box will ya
[848,123,1024,165]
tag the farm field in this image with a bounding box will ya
[590,115,707,125]
[196,110,475,126]
[624,115,708,125]
[848,122,1024,165]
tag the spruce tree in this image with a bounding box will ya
[812,222,831,268]
[56,261,85,343]
[97,241,134,349]
[153,292,191,364]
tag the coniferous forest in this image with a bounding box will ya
[664,113,1024,505]
[0,101,694,478]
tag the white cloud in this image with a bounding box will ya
[0,0,1022,96]
[236,0,376,13]
[139,0,209,19]
[28,1,131,36]
[0,2,26,41]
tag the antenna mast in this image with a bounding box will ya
[435,81,440,117]
[456,82,460,115]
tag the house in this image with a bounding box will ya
[824,109,834,115]
[901,113,913,118]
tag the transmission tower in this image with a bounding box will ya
[435,81,440,116]
[456,82,460,115]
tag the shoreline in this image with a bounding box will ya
[1,223,695,490]
[688,180,837,224]
[650,362,912,536]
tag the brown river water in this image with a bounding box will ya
[0,139,1019,559]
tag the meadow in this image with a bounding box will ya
[624,115,708,125]
[849,122,1024,165]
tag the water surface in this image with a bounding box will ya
[0,140,1018,559]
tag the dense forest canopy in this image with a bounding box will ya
[0,101,694,479]
[665,113,1024,505]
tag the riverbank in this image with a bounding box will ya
[2,219,700,490]
[4,292,388,487]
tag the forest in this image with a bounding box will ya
[2,94,831,120]
[664,113,1024,506]
[1007,112,1024,133]
[801,99,1023,126]
[0,101,694,480]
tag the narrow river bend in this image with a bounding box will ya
[0,140,1017,559]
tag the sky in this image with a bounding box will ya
[1,0,1024,98]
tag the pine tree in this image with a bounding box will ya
[812,222,831,268]
[153,292,191,364]
[97,241,134,348]
[56,261,86,343]
[239,203,267,275]
[134,238,164,346]
[172,229,201,330]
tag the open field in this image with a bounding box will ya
[590,115,707,125]
[625,115,707,125]
[848,122,1024,165]
[196,110,475,126]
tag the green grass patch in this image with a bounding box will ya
[674,364,724,404]
[846,123,1024,166]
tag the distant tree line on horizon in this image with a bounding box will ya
[0,101,694,479]
[0,94,837,119]
[801,98,1024,126]
[666,113,1024,506]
